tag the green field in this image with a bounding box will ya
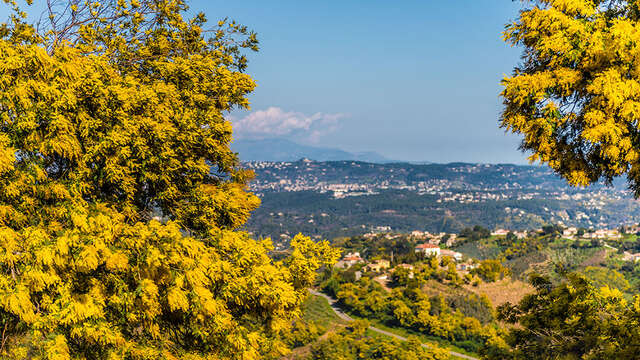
[301,294,345,328]
[345,309,478,359]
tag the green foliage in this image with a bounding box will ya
[280,294,345,352]
[492,273,640,359]
[459,226,491,241]
[499,235,549,260]
[501,0,640,196]
[471,260,509,282]
[283,320,324,349]
[447,293,494,324]
[322,272,503,352]
[614,236,640,253]
[391,267,413,287]
[333,234,414,260]
[582,266,630,292]
[307,320,450,360]
[0,1,340,358]
[541,224,562,236]
[247,186,631,243]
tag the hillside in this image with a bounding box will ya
[241,160,640,244]
[291,228,640,359]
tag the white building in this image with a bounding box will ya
[563,227,578,237]
[583,229,622,240]
[491,229,509,236]
[513,231,527,239]
[415,243,441,257]
[440,249,463,262]
[334,252,365,269]
[445,234,458,247]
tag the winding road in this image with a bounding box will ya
[308,289,478,360]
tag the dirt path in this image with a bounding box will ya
[308,289,478,360]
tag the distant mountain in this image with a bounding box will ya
[232,138,394,163]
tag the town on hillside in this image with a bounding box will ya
[242,160,640,242]
[330,224,640,277]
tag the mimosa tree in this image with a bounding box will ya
[497,1,640,358]
[0,0,338,358]
[502,0,640,196]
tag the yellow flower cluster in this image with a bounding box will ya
[502,0,640,194]
[0,1,339,358]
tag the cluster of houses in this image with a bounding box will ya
[335,252,367,269]
[333,224,639,279]
[414,243,462,261]
[334,253,395,271]
[334,253,392,281]
[409,231,459,247]
[491,227,626,241]
[361,230,460,247]
[560,227,623,240]
[491,229,528,239]
[622,252,640,262]
[334,243,476,281]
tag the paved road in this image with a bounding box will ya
[308,289,479,360]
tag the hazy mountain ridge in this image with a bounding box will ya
[231,138,395,163]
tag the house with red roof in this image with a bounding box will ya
[334,252,365,269]
[414,243,441,257]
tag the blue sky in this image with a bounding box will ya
[192,1,528,164]
[3,1,529,164]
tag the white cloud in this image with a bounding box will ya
[230,107,345,143]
